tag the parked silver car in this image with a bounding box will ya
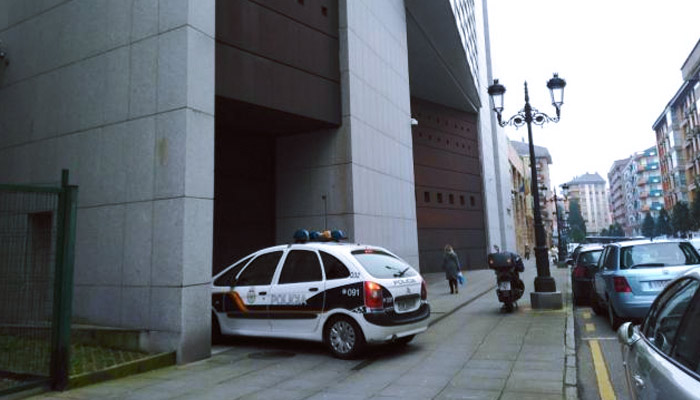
[592,239,700,329]
[618,267,700,399]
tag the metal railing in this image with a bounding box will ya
[0,170,77,396]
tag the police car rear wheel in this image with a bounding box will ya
[395,335,414,346]
[325,317,364,359]
[211,313,223,344]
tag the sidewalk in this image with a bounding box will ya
[26,259,576,400]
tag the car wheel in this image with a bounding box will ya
[608,300,623,330]
[572,289,580,306]
[394,335,415,346]
[591,293,605,315]
[211,312,224,344]
[324,316,365,359]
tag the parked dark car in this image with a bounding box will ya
[617,266,700,399]
[570,244,604,305]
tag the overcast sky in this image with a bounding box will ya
[486,0,700,190]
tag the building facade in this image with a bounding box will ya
[0,0,512,362]
[652,39,700,210]
[654,83,693,209]
[507,141,533,255]
[612,147,663,235]
[608,158,628,231]
[633,147,663,227]
[509,140,553,247]
[681,40,700,202]
[566,173,612,235]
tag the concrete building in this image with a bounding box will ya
[654,83,693,209]
[609,148,662,236]
[608,158,628,231]
[0,0,512,362]
[566,173,612,235]
[680,40,700,202]
[652,38,700,209]
[632,147,663,228]
[509,140,554,247]
[507,141,533,256]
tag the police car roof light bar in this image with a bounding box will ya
[293,229,347,243]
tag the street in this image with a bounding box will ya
[32,263,573,400]
[573,302,631,400]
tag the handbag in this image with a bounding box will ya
[457,271,465,285]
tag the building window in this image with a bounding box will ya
[449,194,454,204]
[437,193,443,203]
[424,192,430,203]
[460,195,465,206]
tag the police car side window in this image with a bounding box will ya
[320,251,350,280]
[213,255,253,287]
[237,251,283,286]
[278,250,322,284]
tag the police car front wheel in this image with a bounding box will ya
[325,316,365,359]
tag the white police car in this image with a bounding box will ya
[211,230,430,358]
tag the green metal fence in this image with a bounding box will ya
[0,171,77,396]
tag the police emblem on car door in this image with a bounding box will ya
[222,250,282,333]
[268,249,325,333]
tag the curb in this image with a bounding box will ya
[67,351,176,390]
[563,268,579,400]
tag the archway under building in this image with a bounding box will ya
[213,98,337,274]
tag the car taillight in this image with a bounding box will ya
[364,281,384,310]
[573,266,586,278]
[421,280,427,300]
[613,276,632,293]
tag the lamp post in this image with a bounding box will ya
[488,74,566,307]
[553,184,569,263]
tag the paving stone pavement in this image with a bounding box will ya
[26,257,577,400]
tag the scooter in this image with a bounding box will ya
[487,251,525,312]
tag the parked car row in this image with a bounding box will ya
[567,239,700,399]
[569,239,699,328]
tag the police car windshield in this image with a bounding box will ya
[351,250,417,279]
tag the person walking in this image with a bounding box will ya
[442,244,461,294]
[524,243,530,260]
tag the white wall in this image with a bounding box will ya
[0,0,215,363]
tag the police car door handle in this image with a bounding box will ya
[308,288,319,292]
[258,291,267,295]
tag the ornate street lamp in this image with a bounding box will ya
[552,185,570,263]
[488,73,566,308]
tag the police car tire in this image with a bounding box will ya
[211,313,224,344]
[395,335,415,346]
[324,316,365,359]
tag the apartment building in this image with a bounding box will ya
[608,158,628,231]
[566,173,612,235]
